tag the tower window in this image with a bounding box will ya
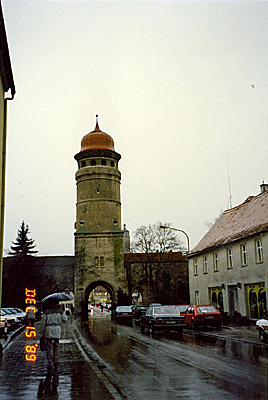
[100,256,104,266]
[81,161,86,168]
[90,160,96,166]
[94,257,99,267]
[101,160,107,166]
[110,161,115,167]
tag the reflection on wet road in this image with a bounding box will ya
[80,310,267,400]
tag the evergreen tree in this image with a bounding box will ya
[9,221,38,256]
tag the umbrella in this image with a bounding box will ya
[41,292,74,304]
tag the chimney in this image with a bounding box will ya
[260,182,268,193]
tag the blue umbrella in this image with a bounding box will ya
[41,292,74,304]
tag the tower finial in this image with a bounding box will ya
[95,114,100,131]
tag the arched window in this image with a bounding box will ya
[218,291,224,313]
[101,159,106,166]
[90,160,96,166]
[249,289,258,319]
[212,292,217,308]
[258,289,267,318]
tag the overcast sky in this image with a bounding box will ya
[2,0,268,255]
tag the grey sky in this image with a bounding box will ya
[2,0,268,255]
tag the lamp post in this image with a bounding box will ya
[160,225,190,253]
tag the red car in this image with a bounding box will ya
[184,304,222,330]
[174,305,190,317]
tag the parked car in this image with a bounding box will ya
[132,305,148,321]
[184,304,222,330]
[0,309,20,330]
[140,305,186,335]
[0,320,11,337]
[4,308,26,325]
[113,306,133,325]
[256,318,268,343]
[174,305,190,316]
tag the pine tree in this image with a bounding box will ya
[9,221,38,256]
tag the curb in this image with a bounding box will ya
[1,324,25,351]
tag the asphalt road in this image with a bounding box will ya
[75,308,268,400]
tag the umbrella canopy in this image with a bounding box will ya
[41,292,74,304]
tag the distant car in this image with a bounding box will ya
[256,318,268,343]
[184,304,222,330]
[114,306,133,325]
[132,305,148,321]
[174,305,190,316]
[149,303,162,307]
[140,305,186,335]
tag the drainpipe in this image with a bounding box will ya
[0,90,15,356]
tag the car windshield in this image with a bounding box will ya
[116,306,132,312]
[2,309,14,314]
[153,306,177,315]
[197,306,218,313]
[175,306,188,312]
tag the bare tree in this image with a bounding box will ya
[130,221,185,302]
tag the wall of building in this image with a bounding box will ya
[189,233,268,318]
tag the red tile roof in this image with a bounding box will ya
[124,252,186,263]
[189,190,268,255]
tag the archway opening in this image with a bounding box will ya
[84,280,115,318]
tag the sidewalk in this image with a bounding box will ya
[0,318,121,400]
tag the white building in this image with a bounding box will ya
[188,184,268,320]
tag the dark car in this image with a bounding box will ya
[140,305,186,335]
[113,306,133,325]
[132,305,148,321]
[184,304,222,330]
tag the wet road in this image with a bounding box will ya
[78,308,268,400]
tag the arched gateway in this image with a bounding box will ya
[74,116,128,319]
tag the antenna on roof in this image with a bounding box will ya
[227,159,232,209]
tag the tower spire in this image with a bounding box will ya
[95,114,100,131]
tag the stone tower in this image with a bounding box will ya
[74,116,127,317]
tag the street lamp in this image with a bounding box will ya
[160,225,190,253]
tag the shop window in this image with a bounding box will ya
[212,292,217,308]
[249,289,258,319]
[240,244,248,266]
[255,238,263,263]
[258,289,267,318]
[227,248,233,269]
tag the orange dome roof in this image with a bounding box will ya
[81,116,115,152]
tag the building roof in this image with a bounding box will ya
[189,189,268,256]
[80,115,115,152]
[0,3,15,95]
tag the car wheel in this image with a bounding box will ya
[177,329,183,339]
[216,321,222,329]
[259,328,267,343]
[191,320,198,330]
[150,325,155,335]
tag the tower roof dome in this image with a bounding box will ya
[80,115,115,152]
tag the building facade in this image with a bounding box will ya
[74,116,128,317]
[188,185,268,319]
[0,2,15,330]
